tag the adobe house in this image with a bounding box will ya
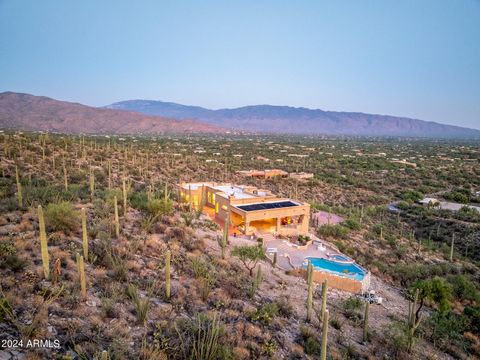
[236,169,289,179]
[176,182,310,236]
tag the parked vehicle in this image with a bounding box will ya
[357,290,383,304]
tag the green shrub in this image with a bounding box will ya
[250,303,279,325]
[428,311,469,348]
[317,224,350,239]
[45,201,78,232]
[147,198,173,217]
[343,218,361,230]
[448,275,480,304]
[402,189,424,202]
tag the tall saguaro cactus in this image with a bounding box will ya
[63,161,68,191]
[76,253,87,300]
[89,168,95,197]
[122,177,127,217]
[407,288,422,353]
[114,196,120,238]
[81,208,88,260]
[363,300,370,342]
[165,250,171,299]
[107,160,112,189]
[15,166,22,207]
[319,280,328,323]
[306,261,314,322]
[38,205,49,279]
[449,233,455,262]
[321,309,329,360]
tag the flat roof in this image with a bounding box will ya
[236,200,300,212]
[214,185,256,199]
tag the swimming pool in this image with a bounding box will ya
[330,254,353,263]
[304,257,367,281]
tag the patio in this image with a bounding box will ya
[263,234,338,269]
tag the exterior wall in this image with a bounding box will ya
[297,269,364,293]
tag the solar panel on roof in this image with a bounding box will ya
[236,201,299,212]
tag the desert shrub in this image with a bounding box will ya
[402,189,424,202]
[173,313,227,360]
[45,201,78,232]
[129,191,148,211]
[148,199,173,217]
[317,224,349,239]
[299,326,321,355]
[0,241,25,272]
[382,322,410,357]
[428,311,469,350]
[249,303,279,326]
[464,306,480,334]
[448,274,480,304]
[343,218,361,230]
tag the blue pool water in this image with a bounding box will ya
[330,254,352,262]
[304,257,366,281]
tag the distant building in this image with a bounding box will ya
[289,172,314,180]
[237,169,289,179]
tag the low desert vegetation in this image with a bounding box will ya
[0,132,478,359]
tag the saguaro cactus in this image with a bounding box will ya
[407,288,422,353]
[321,309,329,360]
[306,261,314,322]
[363,300,370,342]
[449,232,455,262]
[165,250,171,299]
[217,235,227,259]
[15,166,22,207]
[223,216,230,246]
[114,196,120,238]
[38,205,49,279]
[89,168,95,197]
[122,177,127,217]
[319,280,328,323]
[76,253,87,300]
[81,207,88,260]
[63,162,68,191]
[107,160,112,189]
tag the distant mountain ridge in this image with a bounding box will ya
[107,100,480,138]
[0,92,225,135]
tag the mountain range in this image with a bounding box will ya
[0,92,224,135]
[106,100,480,138]
[0,91,478,138]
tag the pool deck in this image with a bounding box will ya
[264,234,338,270]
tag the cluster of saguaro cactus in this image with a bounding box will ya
[76,253,87,300]
[407,288,422,353]
[306,261,314,322]
[165,250,171,299]
[15,166,22,207]
[114,195,120,238]
[38,205,49,279]
[81,207,88,260]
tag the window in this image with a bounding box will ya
[221,205,228,211]
[215,202,219,213]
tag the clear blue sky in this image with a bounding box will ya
[1,0,479,129]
